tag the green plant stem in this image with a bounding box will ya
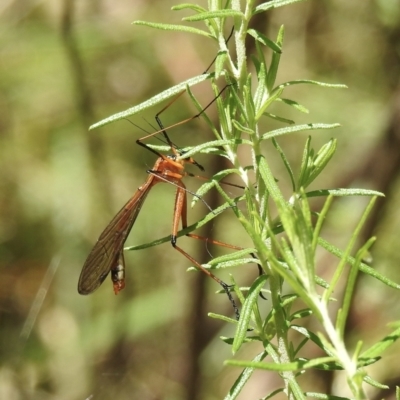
[268,269,299,396]
[318,305,367,400]
[232,0,254,84]
[227,5,300,392]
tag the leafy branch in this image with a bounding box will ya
[90,0,400,399]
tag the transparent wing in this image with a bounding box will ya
[78,180,152,295]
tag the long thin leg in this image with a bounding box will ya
[154,26,234,144]
[172,242,241,321]
[169,182,241,319]
[153,85,230,147]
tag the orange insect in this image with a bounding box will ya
[79,29,245,316]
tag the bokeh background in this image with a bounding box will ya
[1,1,400,399]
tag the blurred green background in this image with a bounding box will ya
[1,1,400,399]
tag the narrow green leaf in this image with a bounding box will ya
[363,375,389,390]
[254,0,310,14]
[304,392,351,400]
[306,188,385,198]
[219,335,261,345]
[133,21,212,37]
[183,9,244,21]
[324,197,377,303]
[177,139,250,159]
[224,351,268,400]
[242,82,256,129]
[215,50,228,79]
[302,139,337,187]
[90,74,212,130]
[272,137,296,191]
[261,123,340,141]
[291,325,334,355]
[290,308,312,321]
[253,42,269,114]
[255,86,283,121]
[232,119,255,135]
[318,237,400,290]
[289,379,307,400]
[232,275,268,353]
[337,236,376,338]
[205,257,258,270]
[263,112,295,125]
[225,356,337,371]
[193,168,241,198]
[312,195,333,254]
[125,201,231,251]
[208,312,238,324]
[171,3,207,13]
[267,25,284,90]
[311,139,336,170]
[361,325,400,359]
[208,249,257,265]
[258,156,286,207]
[250,54,261,78]
[247,29,282,53]
[276,79,347,89]
[278,98,309,113]
[297,136,312,192]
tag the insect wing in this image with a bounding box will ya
[78,185,151,295]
